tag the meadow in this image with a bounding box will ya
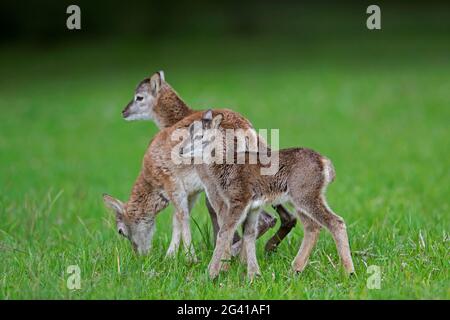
[0,31,449,299]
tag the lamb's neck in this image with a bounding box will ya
[154,84,194,129]
[127,174,169,219]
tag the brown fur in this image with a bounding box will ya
[182,113,355,279]
[152,82,195,128]
[105,107,274,259]
[122,72,296,252]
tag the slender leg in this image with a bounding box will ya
[205,196,221,242]
[241,208,262,280]
[300,197,354,274]
[166,188,197,262]
[220,240,233,272]
[256,211,277,238]
[208,204,246,279]
[292,212,321,272]
[265,204,297,252]
[206,196,241,244]
[231,209,277,256]
[207,198,277,248]
[166,212,182,257]
[179,217,196,261]
[180,194,199,262]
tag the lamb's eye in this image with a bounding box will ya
[136,96,143,101]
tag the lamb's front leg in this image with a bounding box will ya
[166,188,196,262]
[204,189,234,271]
[166,211,182,258]
[180,211,197,263]
[179,193,200,263]
[208,203,246,280]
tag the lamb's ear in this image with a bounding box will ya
[150,72,163,96]
[203,109,213,121]
[103,194,124,218]
[211,113,224,129]
[157,70,165,82]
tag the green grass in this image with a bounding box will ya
[0,33,449,299]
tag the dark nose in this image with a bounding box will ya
[122,101,133,118]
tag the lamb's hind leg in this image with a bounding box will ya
[298,197,354,274]
[292,212,321,273]
[265,204,297,252]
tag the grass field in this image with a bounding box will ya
[0,31,449,299]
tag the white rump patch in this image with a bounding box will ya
[320,157,335,192]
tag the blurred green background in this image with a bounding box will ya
[0,1,449,299]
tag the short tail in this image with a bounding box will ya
[321,157,336,185]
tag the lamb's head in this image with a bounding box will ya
[102,194,156,255]
[179,109,224,160]
[122,71,165,121]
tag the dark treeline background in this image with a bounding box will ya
[1,0,449,45]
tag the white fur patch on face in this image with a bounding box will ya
[124,112,152,121]
[131,219,156,255]
[125,93,156,122]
